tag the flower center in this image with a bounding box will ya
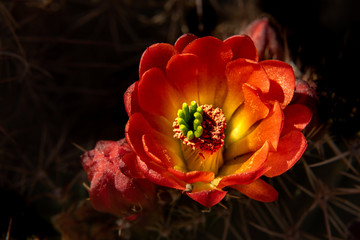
[173,101,226,173]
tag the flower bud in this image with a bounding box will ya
[81,139,156,218]
[245,17,284,60]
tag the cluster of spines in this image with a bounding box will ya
[177,101,203,140]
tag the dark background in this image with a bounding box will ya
[1,0,359,239]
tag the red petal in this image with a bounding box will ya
[264,130,307,177]
[218,142,270,188]
[139,43,177,79]
[261,60,295,108]
[119,152,145,179]
[125,112,152,160]
[124,82,140,117]
[225,102,283,160]
[223,58,270,119]
[138,67,182,121]
[224,35,259,61]
[231,178,278,202]
[182,36,233,106]
[226,84,270,145]
[174,33,198,53]
[186,189,227,208]
[137,157,186,190]
[142,133,185,169]
[168,169,215,184]
[166,53,200,103]
[281,104,312,136]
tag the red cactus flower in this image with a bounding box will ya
[81,139,156,217]
[124,34,312,207]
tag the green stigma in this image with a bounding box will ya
[177,101,204,139]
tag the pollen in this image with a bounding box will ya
[173,104,226,154]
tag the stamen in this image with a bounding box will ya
[175,101,204,140]
[182,103,191,122]
[173,102,226,173]
[173,103,226,154]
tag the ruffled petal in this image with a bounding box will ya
[137,156,186,190]
[124,82,173,136]
[166,53,200,103]
[261,60,295,108]
[223,58,270,119]
[264,130,307,177]
[142,133,186,170]
[182,36,233,106]
[138,67,183,121]
[224,35,259,61]
[174,33,198,53]
[281,104,312,136]
[186,182,227,207]
[168,169,215,184]
[217,142,270,188]
[126,113,182,168]
[126,113,186,190]
[226,84,270,145]
[231,178,278,202]
[142,113,174,137]
[139,43,177,78]
[225,101,283,160]
[125,112,152,160]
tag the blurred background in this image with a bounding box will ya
[1,0,360,239]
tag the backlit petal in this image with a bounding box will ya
[226,84,270,145]
[174,33,198,53]
[138,67,182,121]
[223,58,270,119]
[142,133,186,170]
[281,104,312,136]
[125,112,153,162]
[261,60,295,108]
[125,113,187,190]
[231,178,278,202]
[139,43,177,78]
[166,53,200,103]
[137,156,186,190]
[186,182,227,207]
[217,142,270,188]
[182,36,233,106]
[225,102,283,160]
[224,35,258,61]
[168,169,215,184]
[264,130,307,177]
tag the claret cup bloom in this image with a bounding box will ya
[124,34,312,207]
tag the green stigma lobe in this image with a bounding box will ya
[194,126,203,138]
[190,101,198,115]
[187,130,194,140]
[178,118,189,129]
[176,101,204,140]
[177,109,185,119]
[182,103,191,122]
[180,124,189,135]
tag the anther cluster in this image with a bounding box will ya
[176,101,204,140]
